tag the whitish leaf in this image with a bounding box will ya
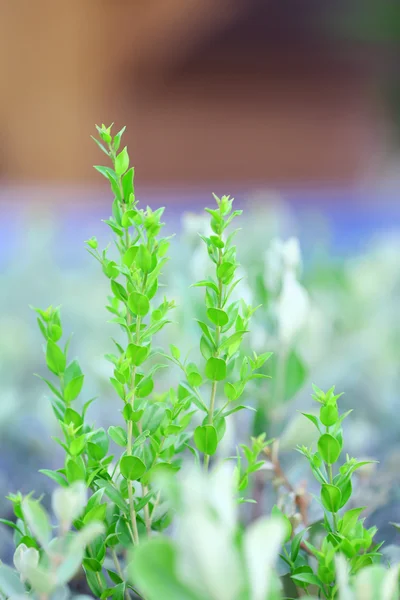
[244,517,284,600]
[0,564,26,596]
[130,538,200,600]
[22,497,52,547]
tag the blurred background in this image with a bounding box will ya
[1,0,400,561]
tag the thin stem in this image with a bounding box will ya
[208,381,218,426]
[204,245,223,470]
[327,463,338,532]
[119,194,141,545]
[111,546,131,600]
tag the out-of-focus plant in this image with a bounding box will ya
[130,464,286,600]
[0,482,104,599]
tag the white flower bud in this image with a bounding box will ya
[13,544,39,579]
[52,482,87,532]
[277,271,309,345]
[282,237,301,272]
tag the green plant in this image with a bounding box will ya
[282,386,381,598]
[0,124,398,600]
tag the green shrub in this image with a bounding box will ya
[0,125,398,600]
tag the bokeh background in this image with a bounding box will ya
[1,0,400,561]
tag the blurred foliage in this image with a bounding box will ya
[0,196,399,557]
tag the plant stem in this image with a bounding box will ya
[327,463,338,532]
[204,379,218,472]
[112,548,133,599]
[208,380,218,426]
[112,548,124,578]
[121,222,140,545]
[204,245,223,470]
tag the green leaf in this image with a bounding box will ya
[103,259,120,278]
[66,456,86,483]
[195,320,214,345]
[213,416,226,443]
[320,404,339,427]
[301,412,321,431]
[206,308,228,326]
[340,507,365,536]
[191,280,219,294]
[94,165,118,183]
[39,469,68,487]
[110,377,125,400]
[128,292,150,317]
[83,504,107,525]
[137,244,153,273]
[170,344,180,360]
[318,433,341,465]
[122,405,144,422]
[46,340,66,375]
[95,479,127,512]
[216,261,235,283]
[126,343,149,366]
[108,426,128,447]
[291,529,308,562]
[337,478,352,508]
[49,323,62,342]
[141,403,165,434]
[85,488,105,514]
[219,330,248,351]
[115,147,129,175]
[114,126,126,152]
[70,434,86,456]
[111,280,128,302]
[64,407,83,428]
[210,235,224,248]
[87,429,109,460]
[0,518,23,535]
[221,404,254,418]
[321,484,342,513]
[108,570,124,585]
[224,382,237,401]
[205,357,226,381]
[35,374,63,400]
[132,430,150,450]
[22,498,51,547]
[91,136,109,156]
[178,382,208,413]
[64,359,82,382]
[122,167,134,201]
[194,425,218,455]
[120,456,146,480]
[291,571,322,589]
[64,375,84,403]
[200,335,213,360]
[123,246,138,267]
[84,567,107,597]
[136,375,154,398]
[186,363,202,387]
[83,557,102,572]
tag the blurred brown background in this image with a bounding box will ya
[1,0,399,187]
